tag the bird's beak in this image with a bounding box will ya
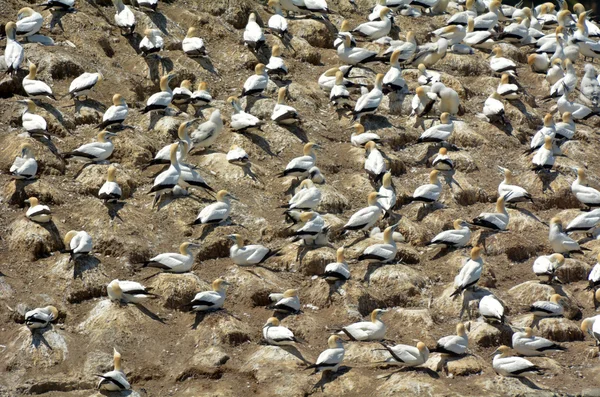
[389,222,399,230]
[190,243,201,248]
[222,280,232,286]
[490,349,500,357]
[105,132,118,137]
[24,199,30,204]
[226,234,236,240]
[314,144,323,150]
[228,194,239,201]
[17,100,28,105]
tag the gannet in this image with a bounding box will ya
[64,131,116,163]
[409,39,448,68]
[364,141,387,183]
[471,195,510,231]
[428,219,471,247]
[433,25,467,46]
[351,73,384,121]
[193,190,237,225]
[378,172,396,213]
[267,0,289,39]
[179,144,214,194]
[69,72,103,100]
[513,327,566,356]
[565,208,600,234]
[227,96,264,133]
[546,58,564,86]
[263,317,299,345]
[22,62,55,100]
[358,224,398,263]
[417,113,454,144]
[182,27,206,57]
[99,165,122,202]
[555,111,575,140]
[550,217,587,255]
[244,13,265,51]
[579,64,600,108]
[431,84,460,115]
[226,145,249,164]
[432,147,453,172]
[283,180,321,210]
[10,144,37,180]
[451,247,483,297]
[378,341,429,367]
[137,0,158,11]
[417,63,441,86]
[309,166,326,184]
[492,346,543,377]
[38,0,75,11]
[279,142,320,178]
[530,294,565,317]
[265,45,287,78]
[97,94,128,130]
[139,29,164,57]
[532,253,564,283]
[292,211,327,245]
[336,34,380,65]
[575,5,600,38]
[464,18,495,49]
[410,170,442,204]
[548,58,577,98]
[64,230,93,259]
[97,349,131,391]
[25,197,51,223]
[16,7,43,37]
[25,306,58,330]
[490,47,518,76]
[18,99,47,137]
[526,114,556,154]
[573,24,600,61]
[498,167,532,204]
[483,92,508,124]
[107,279,156,303]
[145,122,190,168]
[190,81,212,109]
[242,64,268,97]
[473,0,501,30]
[318,67,362,92]
[191,109,222,147]
[479,294,505,323]
[172,80,193,105]
[3,22,23,76]
[330,71,351,108]
[339,309,386,341]
[141,74,175,113]
[581,316,600,345]
[557,92,596,120]
[272,87,298,124]
[434,323,468,355]
[342,192,384,235]
[368,0,387,20]
[113,0,135,35]
[149,143,181,206]
[323,247,350,281]
[382,50,407,94]
[188,279,230,312]
[532,136,555,171]
[572,168,600,208]
[293,0,332,17]
[383,31,416,59]
[352,7,392,40]
[269,289,300,313]
[334,20,357,49]
[411,86,437,118]
[497,74,519,100]
[350,123,380,147]
[143,242,200,273]
[227,234,279,265]
[448,0,476,25]
[306,336,345,374]
[528,53,550,73]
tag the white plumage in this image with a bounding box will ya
[307,336,345,373]
[292,211,327,245]
[272,87,298,124]
[336,34,378,65]
[432,147,453,171]
[434,323,468,355]
[280,142,319,178]
[530,294,564,317]
[471,195,509,231]
[532,253,564,283]
[498,167,532,204]
[182,27,206,57]
[451,247,483,297]
[107,279,155,304]
[191,109,223,148]
[228,234,275,265]
[189,279,229,312]
[417,113,454,143]
[532,137,555,171]
[492,346,542,377]
[25,306,58,329]
[69,72,102,99]
[549,217,584,255]
[144,242,200,273]
[227,145,249,164]
[193,190,236,225]
[263,318,297,345]
[244,13,265,50]
[149,143,181,206]
[497,74,519,100]
[359,224,398,263]
[364,141,387,182]
[113,0,135,35]
[64,230,93,256]
[25,197,51,223]
[286,180,321,210]
[242,63,269,97]
[429,219,471,247]
[142,74,175,113]
[379,342,429,367]
[4,22,24,75]
[16,8,43,36]
[65,131,116,162]
[227,97,263,133]
[411,170,442,203]
[266,46,288,77]
[352,74,384,121]
[10,144,37,180]
[139,29,164,57]
[565,208,600,234]
[572,168,600,208]
[99,94,128,129]
[343,192,383,233]
[512,328,566,356]
[339,309,386,341]
[479,294,505,323]
[270,290,301,313]
[323,247,350,281]
[22,62,55,100]
[352,7,392,40]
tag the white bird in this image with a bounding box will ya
[382,50,408,94]
[527,53,549,73]
[447,0,476,25]
[377,341,429,367]
[358,224,398,263]
[342,192,384,235]
[350,123,380,147]
[113,0,135,35]
[530,293,565,318]
[546,58,564,85]
[244,12,266,51]
[182,27,206,57]
[145,123,190,169]
[513,327,566,356]
[143,242,200,273]
[383,31,417,60]
[306,335,346,374]
[428,219,471,247]
[323,247,350,281]
[579,64,600,107]
[107,279,156,303]
[336,34,379,65]
[178,144,214,195]
[368,0,387,20]
[479,294,505,323]
[227,97,264,133]
[242,63,268,97]
[417,113,454,144]
[188,279,230,312]
[25,197,51,223]
[433,24,466,45]
[351,73,384,122]
[64,131,116,163]
[352,7,392,40]
[490,46,518,76]
[492,346,543,377]
[272,87,298,124]
[572,168,600,208]
[334,20,357,49]
[497,167,533,205]
[227,234,279,266]
[266,45,287,78]
[483,92,508,124]
[527,114,556,154]
[581,316,600,345]
[292,211,327,245]
[279,142,320,178]
[497,74,519,100]
[97,349,131,391]
[69,72,103,100]
[137,0,157,11]
[4,22,24,76]
[98,165,122,202]
[434,323,468,355]
[532,253,564,283]
[573,23,600,61]
[557,92,596,120]
[432,147,453,172]
[338,309,387,341]
[193,190,237,225]
[63,230,93,258]
[451,247,483,297]
[139,29,164,57]
[555,111,575,140]
[330,70,352,108]
[430,83,460,115]
[532,136,555,171]
[22,62,55,100]
[16,7,43,37]
[471,195,510,231]
[548,58,577,98]
[226,145,249,164]
[148,143,181,207]
[318,66,360,92]
[464,18,495,49]
[142,74,175,113]
[263,317,299,345]
[549,217,586,255]
[309,166,326,184]
[411,86,438,118]
[10,143,37,180]
[565,208,600,234]
[294,0,331,17]
[410,170,442,204]
[409,38,448,68]
[38,0,75,11]
[190,81,212,109]
[284,179,321,210]
[473,0,502,31]
[377,172,396,213]
[417,63,441,86]
[25,306,58,330]
[267,0,289,39]
[191,109,222,148]
[364,141,387,183]
[97,93,128,130]
[269,289,300,313]
[172,80,193,105]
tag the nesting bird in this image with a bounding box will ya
[107,279,156,304]
[351,74,384,122]
[113,0,135,35]
[242,63,268,97]
[409,170,442,205]
[188,279,230,312]
[284,179,321,211]
[323,247,350,282]
[451,247,483,298]
[97,349,131,391]
[433,323,468,355]
[25,197,52,223]
[3,22,24,76]
[532,253,564,284]
[22,62,55,100]
[193,190,237,225]
[172,80,193,105]
[479,295,505,323]
[342,191,384,235]
[268,289,300,313]
[227,234,280,265]
[63,230,93,259]
[512,327,566,356]
[492,346,543,377]
[572,168,600,209]
[272,87,298,124]
[244,13,266,51]
[471,195,510,231]
[530,294,565,318]
[427,219,471,248]
[306,335,346,374]
[549,217,586,256]
[139,29,164,57]
[143,242,200,273]
[25,306,58,330]
[279,142,320,179]
[98,94,128,130]
[68,72,103,100]
[263,317,299,345]
[182,27,207,57]
[227,97,264,133]
[10,143,38,180]
[142,74,175,113]
[338,309,387,341]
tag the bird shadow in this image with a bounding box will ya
[512,207,547,226]
[310,366,351,393]
[75,98,106,113]
[376,365,439,380]
[363,261,391,282]
[99,389,135,396]
[148,12,169,35]
[124,32,143,55]
[73,255,101,279]
[190,57,219,76]
[537,170,559,193]
[133,303,167,323]
[35,135,66,167]
[36,102,70,131]
[147,109,170,131]
[515,377,544,390]
[363,115,393,129]
[281,345,311,364]
[30,327,53,350]
[49,10,71,32]
[508,99,537,123]
[242,130,276,157]
[105,201,126,221]
[282,124,309,143]
[190,309,239,329]
[416,202,443,221]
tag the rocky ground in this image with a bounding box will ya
[1,0,600,395]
